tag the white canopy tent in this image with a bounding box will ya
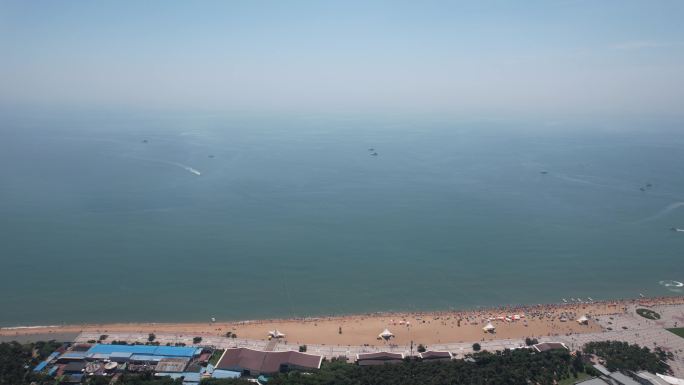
[378,328,394,340]
[483,322,496,332]
[576,315,589,324]
[268,329,286,338]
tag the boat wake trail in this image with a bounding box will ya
[170,162,201,176]
[635,202,684,223]
[124,155,201,176]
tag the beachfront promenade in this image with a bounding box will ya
[74,302,684,377]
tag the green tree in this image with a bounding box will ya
[583,341,670,373]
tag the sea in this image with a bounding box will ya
[1,110,683,326]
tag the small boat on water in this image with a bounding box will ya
[562,298,567,303]
[670,227,684,232]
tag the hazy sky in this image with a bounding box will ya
[1,1,683,117]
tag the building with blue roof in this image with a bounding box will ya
[58,351,89,362]
[33,361,49,372]
[33,351,60,372]
[33,352,60,373]
[212,369,241,379]
[84,344,201,362]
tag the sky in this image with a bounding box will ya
[1,0,683,118]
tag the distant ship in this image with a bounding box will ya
[671,227,684,232]
[370,152,378,156]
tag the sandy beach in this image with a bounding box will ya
[3,296,682,346]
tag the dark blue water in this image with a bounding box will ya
[1,112,682,326]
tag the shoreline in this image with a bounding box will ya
[2,295,682,346]
[2,295,680,331]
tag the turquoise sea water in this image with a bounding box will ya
[1,112,683,326]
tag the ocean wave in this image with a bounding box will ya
[659,280,684,293]
[0,325,60,330]
[659,280,684,288]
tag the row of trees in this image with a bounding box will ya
[583,341,671,373]
[218,349,584,385]
[0,341,61,385]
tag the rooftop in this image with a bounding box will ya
[357,352,404,360]
[419,351,453,360]
[155,358,190,373]
[356,351,405,365]
[86,344,200,358]
[532,342,568,352]
[216,348,322,374]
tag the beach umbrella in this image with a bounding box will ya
[483,322,496,332]
[378,328,394,340]
[576,315,589,324]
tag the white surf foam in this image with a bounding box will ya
[0,325,60,330]
[659,280,684,293]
